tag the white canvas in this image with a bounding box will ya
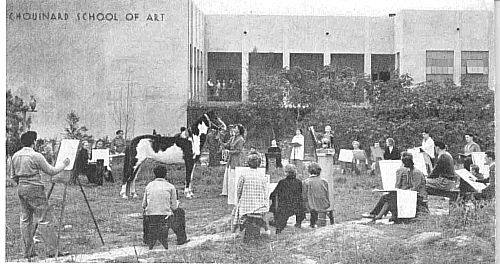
[338,149,353,163]
[456,169,488,192]
[406,149,428,176]
[229,167,267,205]
[396,189,417,218]
[90,149,110,167]
[379,160,403,190]
[55,139,80,170]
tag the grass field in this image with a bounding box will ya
[5,162,495,263]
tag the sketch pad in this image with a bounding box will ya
[91,149,110,167]
[55,139,80,170]
[338,149,353,163]
[456,169,487,192]
[379,160,402,190]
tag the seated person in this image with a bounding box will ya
[362,152,427,223]
[266,139,282,171]
[383,138,400,160]
[73,140,91,184]
[232,154,270,241]
[143,166,189,249]
[92,139,114,183]
[269,164,305,234]
[470,164,487,183]
[426,141,458,195]
[473,150,495,201]
[459,164,487,194]
[303,162,334,227]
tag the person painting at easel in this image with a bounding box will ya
[11,131,71,259]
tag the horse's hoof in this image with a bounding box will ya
[132,194,139,199]
[121,195,128,200]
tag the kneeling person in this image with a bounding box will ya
[142,166,189,250]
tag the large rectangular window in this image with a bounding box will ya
[290,53,323,72]
[371,54,395,81]
[249,53,283,83]
[426,51,454,83]
[207,52,242,102]
[461,51,488,86]
[330,54,364,74]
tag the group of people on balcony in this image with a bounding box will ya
[207,78,240,99]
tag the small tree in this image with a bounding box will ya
[6,90,31,156]
[64,111,92,141]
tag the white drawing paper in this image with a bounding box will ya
[55,139,80,170]
[379,160,403,190]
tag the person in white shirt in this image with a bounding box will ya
[420,130,435,173]
[290,129,305,164]
[142,166,189,249]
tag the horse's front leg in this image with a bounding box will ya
[185,161,196,199]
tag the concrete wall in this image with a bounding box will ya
[7,0,190,139]
[205,15,394,54]
[394,10,494,86]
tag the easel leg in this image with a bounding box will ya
[56,183,68,259]
[76,176,105,245]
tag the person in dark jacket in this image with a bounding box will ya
[426,141,457,194]
[269,164,305,234]
[383,138,400,160]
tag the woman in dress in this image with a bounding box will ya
[220,125,245,196]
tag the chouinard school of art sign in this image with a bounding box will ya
[8,12,168,22]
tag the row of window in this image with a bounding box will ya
[426,51,489,85]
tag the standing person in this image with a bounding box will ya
[289,129,305,166]
[110,130,126,154]
[352,141,368,175]
[362,152,427,223]
[220,125,245,196]
[206,129,221,167]
[426,141,458,194]
[420,130,435,172]
[232,153,270,241]
[370,141,384,176]
[142,166,189,250]
[383,138,400,160]
[11,131,70,259]
[460,133,481,171]
[207,78,215,96]
[269,164,305,233]
[302,162,331,228]
[473,150,495,200]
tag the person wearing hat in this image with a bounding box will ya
[11,131,71,259]
[110,130,126,154]
[232,153,269,239]
[460,133,481,171]
[426,141,457,194]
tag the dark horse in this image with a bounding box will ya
[120,111,226,199]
